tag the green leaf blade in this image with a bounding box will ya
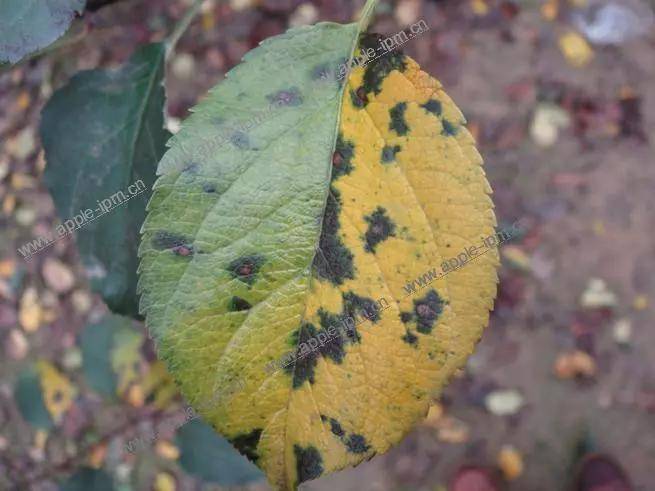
[138,22,360,489]
[41,42,170,318]
[0,0,85,64]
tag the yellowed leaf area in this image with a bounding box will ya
[36,360,77,424]
[198,53,497,490]
[111,328,143,397]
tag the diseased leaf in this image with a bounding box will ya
[14,361,77,428]
[80,314,158,401]
[139,19,497,491]
[176,419,264,485]
[41,43,170,318]
[0,0,85,64]
[36,360,77,423]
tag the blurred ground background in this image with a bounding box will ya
[0,0,654,490]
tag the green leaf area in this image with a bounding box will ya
[0,0,85,64]
[41,43,171,318]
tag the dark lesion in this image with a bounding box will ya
[312,187,355,285]
[441,119,459,136]
[421,99,442,116]
[389,102,409,136]
[381,144,401,163]
[294,444,324,484]
[228,296,252,312]
[151,230,194,256]
[319,415,372,455]
[399,289,445,335]
[266,87,303,107]
[363,207,396,253]
[332,133,355,179]
[226,254,265,286]
[401,330,418,346]
[228,428,263,463]
[359,33,408,96]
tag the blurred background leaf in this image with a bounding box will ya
[80,314,176,406]
[14,364,54,429]
[0,0,86,64]
[14,361,77,429]
[59,467,115,491]
[40,43,171,318]
[176,419,265,485]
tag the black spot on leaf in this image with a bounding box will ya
[228,296,252,312]
[421,99,442,116]
[202,183,217,193]
[229,428,262,463]
[441,119,459,136]
[183,162,200,174]
[230,131,249,149]
[381,145,401,163]
[227,255,265,286]
[400,289,445,334]
[389,102,409,136]
[312,187,355,285]
[286,321,341,388]
[319,308,359,344]
[294,444,323,484]
[342,292,381,323]
[401,330,418,346]
[364,207,396,253]
[311,62,332,81]
[152,231,192,251]
[349,88,366,108]
[321,415,345,437]
[267,87,303,107]
[359,33,407,95]
[332,134,354,179]
[345,434,371,454]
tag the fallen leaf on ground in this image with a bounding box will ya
[498,445,523,480]
[554,350,597,379]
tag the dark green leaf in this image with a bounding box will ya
[79,316,121,397]
[0,0,86,64]
[176,419,264,485]
[14,365,53,429]
[59,467,114,491]
[41,43,171,318]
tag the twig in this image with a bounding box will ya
[166,0,205,60]
[86,0,128,12]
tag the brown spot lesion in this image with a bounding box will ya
[226,255,265,286]
[151,231,194,256]
[332,133,354,179]
[399,289,445,334]
[363,207,396,253]
[349,88,367,108]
